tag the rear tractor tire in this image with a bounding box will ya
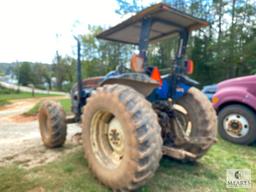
[82,84,162,191]
[39,100,67,148]
[154,87,217,161]
[174,87,217,160]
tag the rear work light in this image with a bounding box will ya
[185,60,194,74]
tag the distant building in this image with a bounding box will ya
[0,74,18,84]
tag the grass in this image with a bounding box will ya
[59,99,72,114]
[23,99,71,116]
[0,138,255,192]
[0,99,10,106]
[0,92,58,100]
[0,85,60,105]
[23,102,41,116]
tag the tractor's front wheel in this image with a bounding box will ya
[82,84,162,191]
[39,100,67,148]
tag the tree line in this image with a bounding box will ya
[13,0,256,91]
[115,0,256,85]
[13,56,74,91]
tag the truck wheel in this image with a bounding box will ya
[218,104,256,145]
[39,100,67,148]
[175,87,217,160]
[82,84,162,191]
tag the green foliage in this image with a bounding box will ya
[147,37,179,70]
[13,62,53,89]
[0,63,16,75]
[114,0,256,85]
[79,26,133,78]
[115,0,144,14]
[52,54,74,91]
[33,64,53,89]
[7,1,256,90]
[16,62,32,86]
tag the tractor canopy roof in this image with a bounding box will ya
[97,3,208,45]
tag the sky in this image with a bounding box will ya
[0,0,151,63]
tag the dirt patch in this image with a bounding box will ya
[0,96,81,169]
[0,142,81,169]
[10,115,38,123]
[71,132,82,145]
[0,123,82,169]
[28,187,45,192]
[0,104,13,111]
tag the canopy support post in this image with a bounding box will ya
[139,18,152,67]
[171,29,190,100]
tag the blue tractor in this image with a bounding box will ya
[38,3,217,191]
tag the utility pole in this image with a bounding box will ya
[16,60,20,93]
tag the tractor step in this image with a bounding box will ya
[162,146,196,160]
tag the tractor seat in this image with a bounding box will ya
[130,54,144,72]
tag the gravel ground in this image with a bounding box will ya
[0,98,81,168]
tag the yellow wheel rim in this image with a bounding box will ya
[90,111,125,169]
